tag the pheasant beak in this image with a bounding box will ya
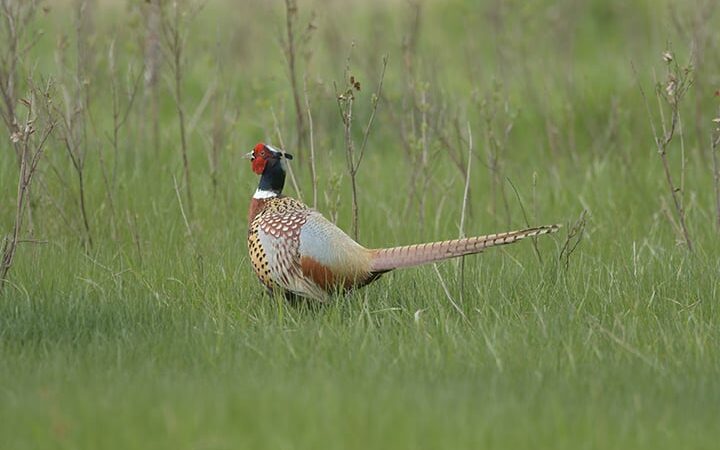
[243,151,255,160]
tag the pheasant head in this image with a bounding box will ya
[245,142,293,198]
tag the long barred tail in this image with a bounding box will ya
[368,224,561,272]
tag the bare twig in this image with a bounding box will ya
[506,178,543,264]
[356,55,388,170]
[160,0,202,216]
[479,82,514,227]
[336,52,388,240]
[457,122,473,303]
[126,209,144,267]
[53,0,95,249]
[143,0,162,154]
[559,210,587,270]
[282,0,306,157]
[205,37,230,197]
[173,174,193,240]
[1,80,56,292]
[0,0,43,163]
[102,43,143,238]
[712,111,720,230]
[303,76,317,208]
[270,107,302,202]
[634,53,694,251]
[432,264,468,322]
[458,122,472,238]
[669,0,718,164]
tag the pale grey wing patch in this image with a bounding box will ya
[298,212,370,272]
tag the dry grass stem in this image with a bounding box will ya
[103,42,143,237]
[1,80,56,292]
[282,0,306,157]
[559,210,587,270]
[456,122,473,303]
[711,109,720,230]
[507,178,543,264]
[480,85,514,227]
[160,0,202,216]
[0,0,43,164]
[270,107,303,202]
[458,122,473,239]
[143,0,162,154]
[53,1,96,250]
[432,264,468,322]
[303,77,317,208]
[336,52,388,240]
[634,54,694,252]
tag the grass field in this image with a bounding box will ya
[1,0,720,448]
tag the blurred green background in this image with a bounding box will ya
[1,0,719,449]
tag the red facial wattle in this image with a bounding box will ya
[251,142,268,174]
[252,155,267,174]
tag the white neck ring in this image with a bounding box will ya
[253,189,279,199]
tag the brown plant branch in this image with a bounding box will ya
[712,111,720,230]
[0,0,43,163]
[456,122,473,304]
[634,53,694,251]
[1,80,56,292]
[270,106,303,202]
[53,1,95,250]
[303,76,317,208]
[282,0,306,158]
[160,0,202,216]
[335,52,388,240]
[143,0,162,154]
[559,210,587,270]
[506,178,543,265]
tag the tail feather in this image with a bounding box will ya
[369,224,560,273]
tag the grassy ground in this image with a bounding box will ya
[1,0,720,449]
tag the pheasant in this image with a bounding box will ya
[245,142,560,301]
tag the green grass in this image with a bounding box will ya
[1,0,720,448]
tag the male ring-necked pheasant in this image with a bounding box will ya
[246,142,559,301]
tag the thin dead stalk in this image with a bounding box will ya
[54,0,95,249]
[506,178,543,264]
[108,46,143,186]
[125,209,144,266]
[457,122,473,303]
[1,82,56,292]
[479,84,514,227]
[0,0,43,164]
[432,264,468,322]
[173,174,204,276]
[712,111,720,230]
[160,0,201,216]
[270,107,303,202]
[282,0,306,156]
[103,42,143,236]
[458,122,472,238]
[303,77,317,208]
[206,43,229,197]
[559,210,587,270]
[173,175,193,240]
[143,0,162,154]
[634,53,693,251]
[336,53,388,240]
